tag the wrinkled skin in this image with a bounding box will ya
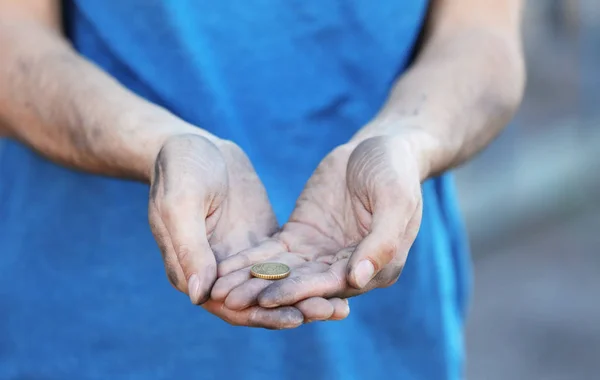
[148,134,349,329]
[214,135,423,311]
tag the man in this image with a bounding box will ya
[0,0,524,378]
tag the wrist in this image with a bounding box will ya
[349,119,442,182]
[125,109,221,183]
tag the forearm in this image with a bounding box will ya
[353,7,525,180]
[0,17,211,182]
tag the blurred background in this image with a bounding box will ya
[457,1,600,379]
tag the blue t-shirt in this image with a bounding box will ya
[0,1,471,379]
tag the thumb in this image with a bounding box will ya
[347,198,421,289]
[162,200,218,304]
[152,134,227,304]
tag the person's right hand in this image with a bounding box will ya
[148,133,349,329]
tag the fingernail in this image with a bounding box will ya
[188,274,201,304]
[354,260,375,288]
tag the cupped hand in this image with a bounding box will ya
[214,134,424,309]
[148,133,349,328]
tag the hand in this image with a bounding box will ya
[214,134,424,309]
[148,133,349,328]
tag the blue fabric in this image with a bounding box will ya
[0,1,471,379]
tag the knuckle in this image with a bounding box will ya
[218,304,241,327]
[376,240,399,265]
[174,244,193,265]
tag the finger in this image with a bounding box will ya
[295,297,334,322]
[225,260,328,310]
[161,198,217,305]
[225,278,273,310]
[216,251,313,300]
[149,203,187,292]
[202,300,303,330]
[151,135,229,304]
[346,196,421,289]
[214,250,317,302]
[258,260,353,308]
[328,298,350,320]
[211,267,252,301]
[218,239,287,276]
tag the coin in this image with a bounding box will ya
[250,262,291,280]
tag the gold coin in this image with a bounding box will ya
[250,262,291,280]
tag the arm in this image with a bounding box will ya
[0,0,212,181]
[0,0,346,328]
[353,0,526,180]
[214,0,528,304]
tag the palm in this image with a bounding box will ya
[278,144,359,258]
[216,136,423,310]
[206,141,278,260]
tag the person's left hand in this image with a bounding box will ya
[213,133,425,311]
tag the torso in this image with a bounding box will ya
[0,1,470,378]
